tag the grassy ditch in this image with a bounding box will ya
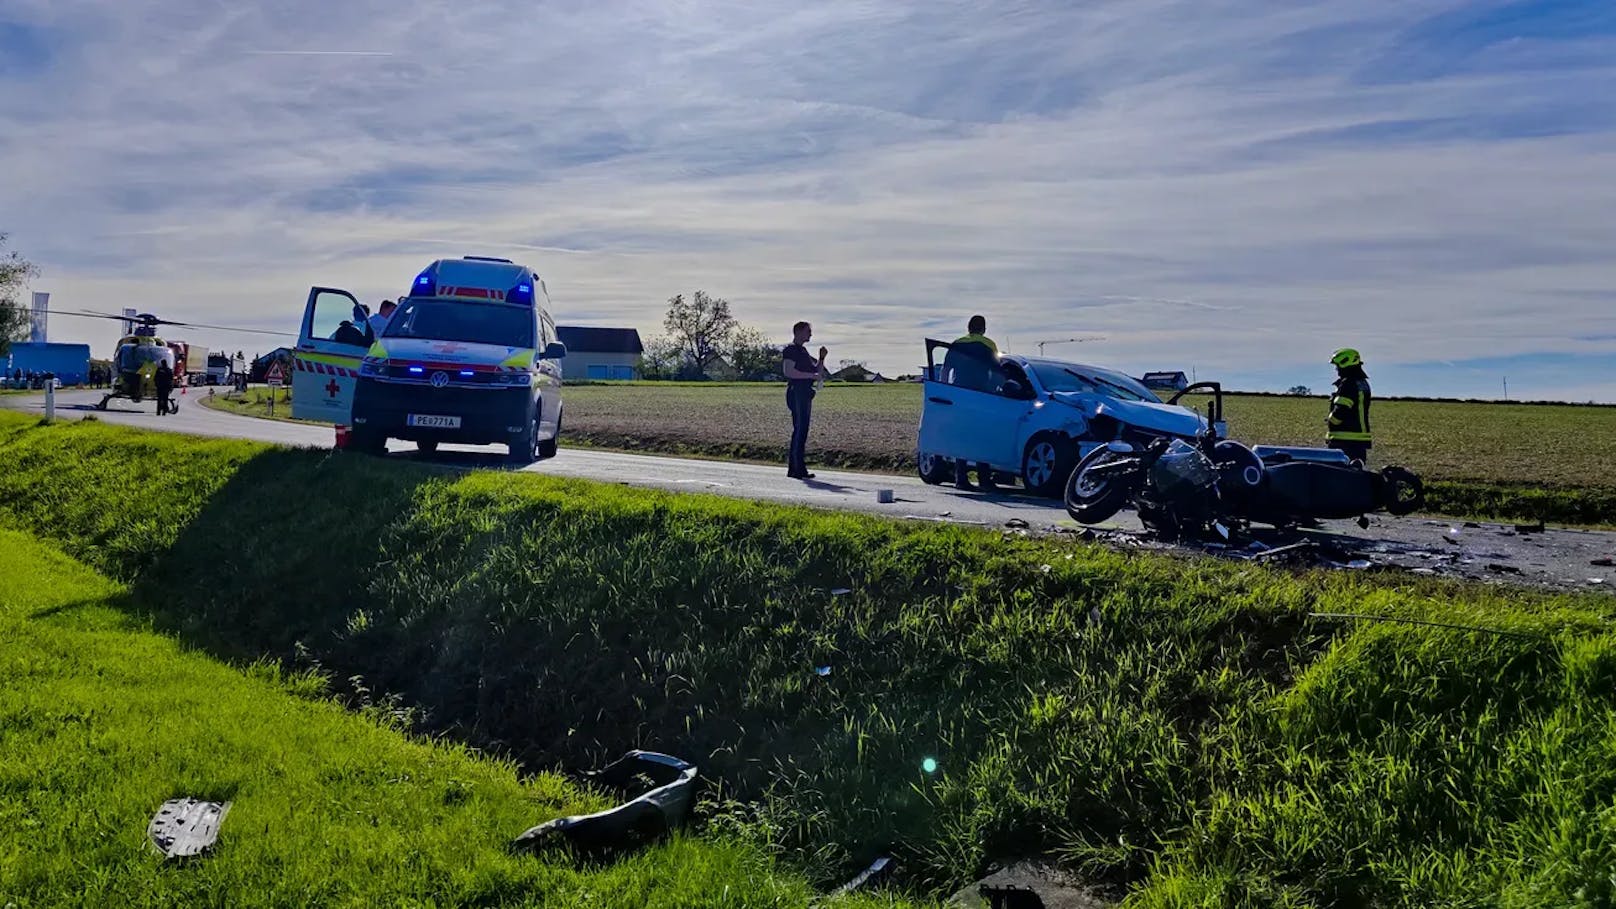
[0,527,913,908]
[2,411,1616,905]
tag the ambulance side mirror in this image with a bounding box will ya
[539,342,567,361]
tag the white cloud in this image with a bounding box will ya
[3,0,1614,397]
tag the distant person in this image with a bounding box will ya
[1326,348,1372,464]
[781,321,829,479]
[947,314,1001,491]
[154,361,175,416]
[367,299,396,340]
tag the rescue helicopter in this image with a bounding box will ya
[52,310,291,412]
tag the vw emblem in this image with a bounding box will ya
[429,371,450,388]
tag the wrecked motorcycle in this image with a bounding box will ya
[1063,430,1424,538]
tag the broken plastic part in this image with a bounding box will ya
[834,856,893,895]
[148,798,230,859]
[512,751,697,854]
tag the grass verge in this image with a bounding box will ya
[0,526,915,908]
[5,410,1616,905]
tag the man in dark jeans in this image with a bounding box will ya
[154,360,175,416]
[781,321,828,479]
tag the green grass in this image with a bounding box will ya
[0,526,920,908]
[4,409,1616,905]
[196,385,322,423]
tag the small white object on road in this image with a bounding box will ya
[831,588,851,596]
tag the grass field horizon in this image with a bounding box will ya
[4,411,1616,905]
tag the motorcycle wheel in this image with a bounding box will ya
[1064,446,1134,524]
[1382,466,1425,516]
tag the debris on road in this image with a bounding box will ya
[875,489,895,504]
[1487,563,1522,575]
[830,588,852,596]
[1251,541,1316,562]
[1005,518,1031,529]
[1593,558,1615,567]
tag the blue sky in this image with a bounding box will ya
[2,0,1614,399]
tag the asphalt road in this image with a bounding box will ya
[6,387,1613,594]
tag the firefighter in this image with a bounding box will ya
[949,315,1000,491]
[1326,348,1371,464]
[154,360,175,416]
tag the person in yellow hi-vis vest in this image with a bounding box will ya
[1326,348,1372,464]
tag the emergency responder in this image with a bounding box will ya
[949,315,1000,490]
[154,359,175,416]
[1325,348,1372,463]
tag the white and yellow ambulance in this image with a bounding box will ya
[292,256,567,463]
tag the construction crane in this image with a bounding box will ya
[1036,336,1106,356]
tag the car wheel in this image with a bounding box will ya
[416,440,439,455]
[1064,445,1133,524]
[917,451,952,485]
[538,412,561,460]
[350,427,387,456]
[508,405,539,466]
[1022,434,1075,498]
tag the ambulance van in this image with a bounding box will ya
[291,256,567,464]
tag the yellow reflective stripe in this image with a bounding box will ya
[1327,430,1372,441]
[368,341,388,359]
[1332,396,1355,408]
[501,348,536,368]
[297,351,362,367]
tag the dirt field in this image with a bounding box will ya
[562,382,1616,490]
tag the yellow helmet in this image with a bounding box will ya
[1330,348,1363,369]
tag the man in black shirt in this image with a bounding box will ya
[781,320,828,479]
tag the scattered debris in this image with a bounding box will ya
[875,489,895,504]
[981,884,1047,909]
[1516,521,1547,534]
[1005,518,1031,529]
[1088,606,1102,625]
[1591,579,1607,586]
[1346,559,1373,570]
[1593,558,1615,568]
[512,751,697,854]
[148,798,230,860]
[834,856,894,895]
[1411,567,1438,576]
[814,665,833,677]
[1251,540,1316,562]
[1464,521,1482,529]
[830,588,852,596]
[1487,563,1522,575]
[1039,564,1053,574]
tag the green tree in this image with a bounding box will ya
[636,336,685,381]
[726,326,781,381]
[663,291,736,376]
[0,233,39,358]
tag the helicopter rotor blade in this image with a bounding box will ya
[54,310,294,338]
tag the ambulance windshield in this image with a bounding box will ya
[384,299,535,348]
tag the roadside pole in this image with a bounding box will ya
[44,383,55,423]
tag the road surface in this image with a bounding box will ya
[5,387,1613,593]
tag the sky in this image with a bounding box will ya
[2,0,1614,400]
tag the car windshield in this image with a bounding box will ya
[1031,363,1156,402]
[384,299,535,347]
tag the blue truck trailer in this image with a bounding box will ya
[4,342,92,386]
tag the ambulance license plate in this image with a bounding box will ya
[407,414,461,429]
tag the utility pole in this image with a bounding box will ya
[1503,377,1508,401]
[1036,336,1106,356]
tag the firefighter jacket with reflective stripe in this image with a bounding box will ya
[1326,375,1372,443]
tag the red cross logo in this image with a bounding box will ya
[325,379,341,399]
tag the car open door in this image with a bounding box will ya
[292,287,370,424]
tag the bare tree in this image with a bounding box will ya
[0,233,39,357]
[663,291,736,374]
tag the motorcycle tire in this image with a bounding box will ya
[1064,446,1134,525]
[1381,466,1424,516]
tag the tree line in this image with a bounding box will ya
[638,290,868,381]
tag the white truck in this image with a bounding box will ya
[205,352,246,386]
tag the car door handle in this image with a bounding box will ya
[927,396,954,405]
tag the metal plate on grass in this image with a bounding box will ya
[149,798,231,859]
